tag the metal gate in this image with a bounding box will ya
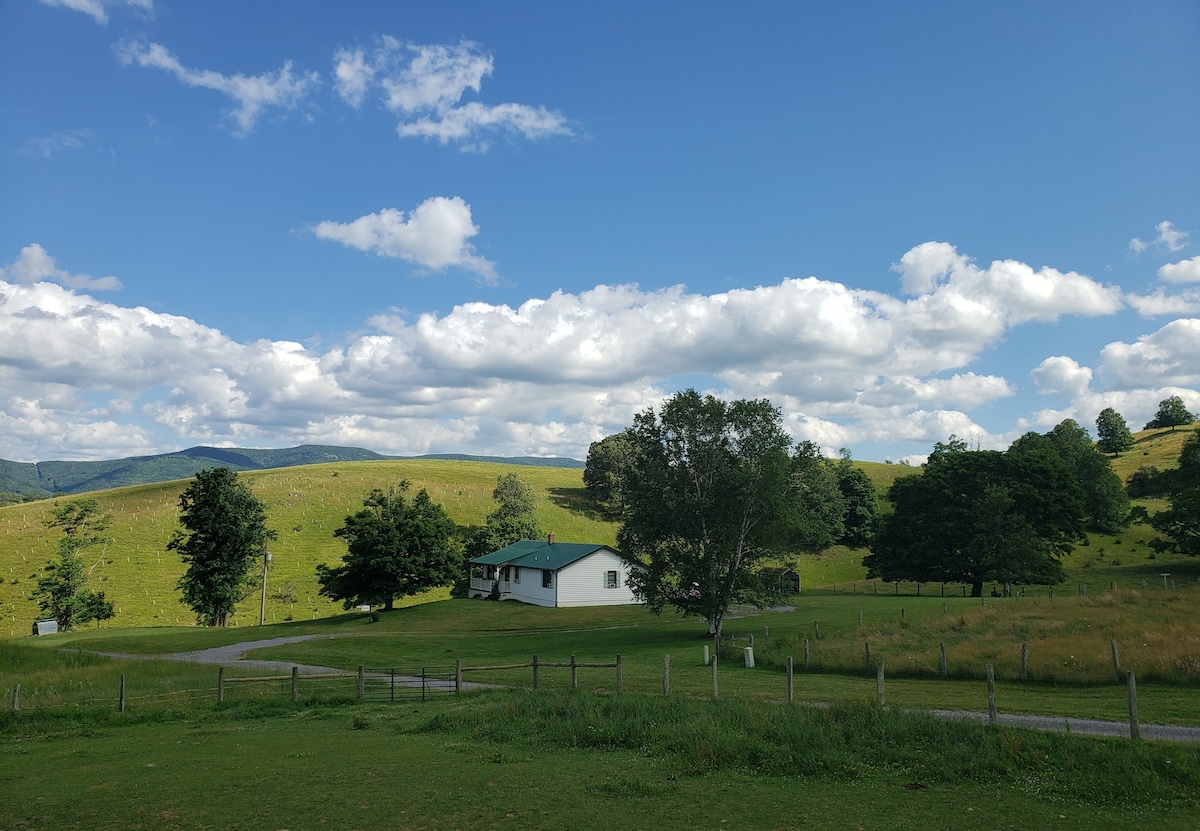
[360,666,456,702]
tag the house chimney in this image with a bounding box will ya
[547,532,555,545]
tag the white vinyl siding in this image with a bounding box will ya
[555,548,638,607]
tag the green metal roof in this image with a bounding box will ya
[470,540,618,571]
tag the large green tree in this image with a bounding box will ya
[1009,419,1128,533]
[583,430,636,511]
[832,450,878,548]
[169,468,275,627]
[464,473,543,559]
[31,499,112,630]
[318,482,460,610]
[616,390,843,637]
[864,440,1086,596]
[1145,395,1196,432]
[1149,433,1200,556]
[1095,407,1135,456]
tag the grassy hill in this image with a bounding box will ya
[2,425,1195,638]
[0,459,613,637]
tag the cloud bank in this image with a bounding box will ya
[3,241,1196,463]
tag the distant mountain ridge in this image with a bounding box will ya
[0,445,584,497]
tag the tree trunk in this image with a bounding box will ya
[970,581,983,598]
[384,597,395,611]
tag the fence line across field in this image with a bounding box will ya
[4,651,1174,742]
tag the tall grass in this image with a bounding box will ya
[420,689,1200,806]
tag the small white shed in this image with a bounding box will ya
[32,619,59,636]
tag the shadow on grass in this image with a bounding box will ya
[545,487,619,523]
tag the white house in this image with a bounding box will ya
[468,536,640,608]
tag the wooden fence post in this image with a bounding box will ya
[570,655,578,689]
[358,665,366,699]
[532,655,539,690]
[803,638,810,670]
[858,610,863,626]
[764,626,769,648]
[119,674,126,713]
[876,660,885,706]
[1020,642,1028,681]
[455,659,462,694]
[986,665,996,725]
[662,654,670,696]
[616,654,623,693]
[711,655,718,699]
[11,684,19,711]
[786,656,794,704]
[291,666,298,703]
[1127,671,1140,741]
[864,642,871,671]
[939,642,947,677]
[217,667,225,704]
[1111,640,1121,682]
[814,620,820,640]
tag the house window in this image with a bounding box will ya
[513,567,520,584]
[542,569,553,589]
[605,570,619,589]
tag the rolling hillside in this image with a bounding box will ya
[2,425,1194,638]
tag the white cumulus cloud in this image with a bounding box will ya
[1032,356,1093,397]
[116,41,318,135]
[1099,319,1200,390]
[1159,255,1200,283]
[332,38,572,151]
[311,197,497,281]
[0,244,121,291]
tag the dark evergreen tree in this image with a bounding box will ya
[170,468,275,627]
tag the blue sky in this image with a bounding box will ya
[1,0,1198,464]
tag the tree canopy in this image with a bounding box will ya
[1149,433,1200,557]
[169,467,275,627]
[864,439,1086,596]
[583,430,635,511]
[31,498,112,630]
[1095,407,1135,456]
[616,389,844,637]
[832,450,878,548]
[1145,395,1196,432]
[1008,419,1128,533]
[464,473,543,559]
[318,482,460,610]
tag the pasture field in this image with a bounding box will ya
[3,685,1199,830]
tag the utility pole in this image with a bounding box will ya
[259,546,272,625]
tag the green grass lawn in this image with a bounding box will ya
[3,691,1198,831]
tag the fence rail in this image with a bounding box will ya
[5,651,1181,742]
